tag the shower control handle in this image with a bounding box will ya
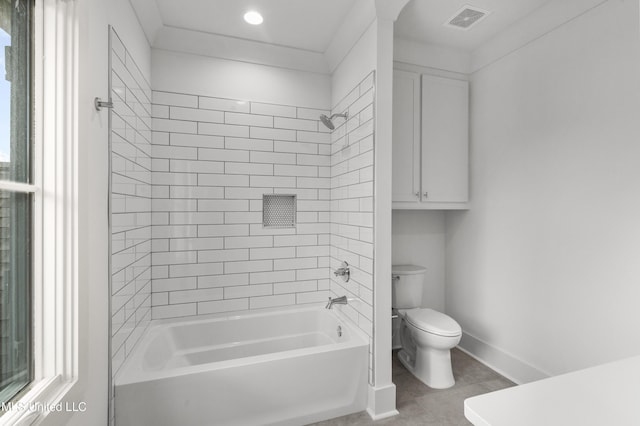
[333,261,350,283]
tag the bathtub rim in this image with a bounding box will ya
[115,303,369,386]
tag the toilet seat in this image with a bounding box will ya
[404,308,461,337]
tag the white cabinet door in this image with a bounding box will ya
[421,74,469,203]
[392,70,421,203]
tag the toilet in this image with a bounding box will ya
[392,265,462,389]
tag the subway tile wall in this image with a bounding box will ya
[329,72,376,384]
[110,29,153,377]
[150,91,333,318]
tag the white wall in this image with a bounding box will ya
[446,0,640,379]
[152,49,331,110]
[392,211,445,311]
[72,0,150,424]
[331,23,377,109]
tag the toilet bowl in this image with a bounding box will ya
[392,265,462,389]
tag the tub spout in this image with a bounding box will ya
[325,295,348,309]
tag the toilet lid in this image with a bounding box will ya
[405,309,462,337]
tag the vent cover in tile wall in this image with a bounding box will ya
[263,194,296,228]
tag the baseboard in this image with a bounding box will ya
[366,383,399,420]
[458,332,550,385]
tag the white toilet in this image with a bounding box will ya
[392,265,462,389]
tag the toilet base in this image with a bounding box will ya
[397,347,456,389]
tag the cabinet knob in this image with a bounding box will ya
[423,192,428,198]
[415,192,420,198]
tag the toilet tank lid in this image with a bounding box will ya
[392,265,426,275]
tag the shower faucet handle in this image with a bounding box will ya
[333,261,350,283]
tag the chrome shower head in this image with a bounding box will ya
[319,112,348,130]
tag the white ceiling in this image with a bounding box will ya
[395,0,553,51]
[153,0,359,53]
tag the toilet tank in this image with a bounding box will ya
[392,265,427,309]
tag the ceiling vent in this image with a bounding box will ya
[444,5,490,30]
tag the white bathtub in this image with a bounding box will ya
[115,305,369,426]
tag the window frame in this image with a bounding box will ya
[0,0,79,423]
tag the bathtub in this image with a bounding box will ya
[115,305,369,426]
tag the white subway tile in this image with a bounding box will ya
[273,257,317,271]
[273,235,317,247]
[296,291,331,305]
[224,284,272,299]
[225,260,273,274]
[170,186,224,199]
[225,187,273,200]
[198,224,248,237]
[151,292,168,306]
[170,106,224,123]
[153,251,197,265]
[152,158,169,171]
[170,159,224,174]
[152,277,197,292]
[198,249,249,263]
[297,177,331,189]
[169,288,223,304]
[296,268,328,281]
[250,127,296,141]
[250,247,296,260]
[251,102,295,118]
[225,112,273,127]
[198,273,249,289]
[198,298,249,315]
[171,133,224,149]
[273,280,317,295]
[296,107,329,121]
[274,165,317,177]
[198,174,249,187]
[274,117,317,131]
[153,91,198,108]
[153,145,198,160]
[198,148,249,162]
[297,154,330,166]
[170,262,223,278]
[273,141,317,154]
[250,151,296,164]
[225,162,273,175]
[152,105,169,118]
[249,270,296,284]
[152,303,196,319]
[296,245,330,257]
[249,294,295,309]
[199,96,250,113]
[153,118,197,134]
[249,224,296,236]
[225,236,273,249]
[198,199,248,212]
[296,131,331,144]
[249,175,296,188]
[169,212,224,225]
[199,122,249,138]
[224,212,262,224]
[152,199,197,212]
[152,131,169,145]
[225,137,273,152]
[170,237,223,251]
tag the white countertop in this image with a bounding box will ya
[464,355,640,426]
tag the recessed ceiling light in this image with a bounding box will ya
[244,11,263,25]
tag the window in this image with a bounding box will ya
[0,0,33,407]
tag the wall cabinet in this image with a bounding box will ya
[392,70,469,210]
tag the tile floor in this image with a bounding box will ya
[311,348,515,425]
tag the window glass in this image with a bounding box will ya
[0,0,33,407]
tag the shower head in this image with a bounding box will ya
[319,112,348,130]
